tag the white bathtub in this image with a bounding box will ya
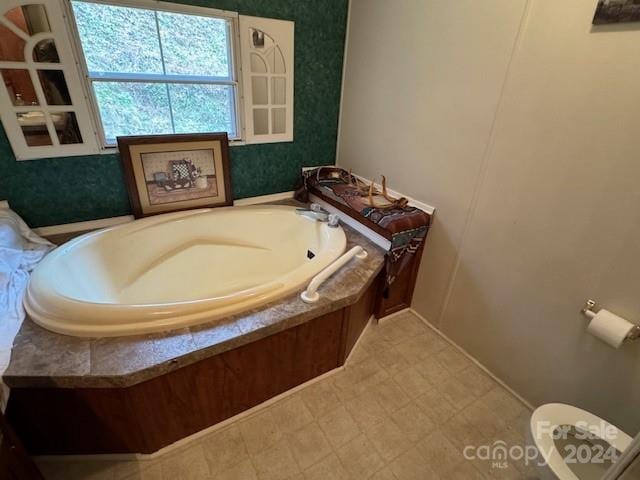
[25,205,346,337]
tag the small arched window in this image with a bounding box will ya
[240,16,294,143]
[0,2,98,160]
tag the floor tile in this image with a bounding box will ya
[201,425,249,475]
[456,365,497,397]
[286,422,332,470]
[437,377,476,410]
[160,444,210,480]
[369,377,411,415]
[239,409,283,455]
[298,380,342,418]
[393,365,433,398]
[460,399,509,439]
[373,343,412,375]
[344,391,388,429]
[413,357,451,386]
[303,453,350,480]
[414,388,458,425]
[479,387,528,423]
[270,395,314,435]
[442,410,488,451]
[389,447,440,480]
[336,434,386,479]
[448,460,486,479]
[436,347,473,374]
[216,459,258,480]
[391,401,436,443]
[364,416,413,462]
[416,430,467,477]
[369,466,397,480]
[250,439,301,480]
[376,321,409,345]
[317,405,361,449]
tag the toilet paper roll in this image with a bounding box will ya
[587,309,636,349]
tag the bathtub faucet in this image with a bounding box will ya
[296,204,340,228]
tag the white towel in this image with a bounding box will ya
[0,203,53,411]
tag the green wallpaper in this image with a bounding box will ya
[0,0,348,227]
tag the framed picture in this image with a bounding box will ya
[118,133,232,218]
[593,0,640,24]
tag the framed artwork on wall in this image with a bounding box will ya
[117,133,232,218]
[593,0,640,24]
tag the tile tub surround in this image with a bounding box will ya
[36,311,536,480]
[3,223,384,389]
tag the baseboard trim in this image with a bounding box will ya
[35,364,344,463]
[32,191,296,237]
[408,308,534,411]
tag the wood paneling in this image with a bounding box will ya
[0,411,44,480]
[375,242,425,318]
[7,299,361,455]
[341,275,379,362]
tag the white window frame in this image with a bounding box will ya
[62,0,245,150]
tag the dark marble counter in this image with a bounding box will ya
[4,219,385,389]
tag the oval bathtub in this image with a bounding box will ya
[25,205,346,337]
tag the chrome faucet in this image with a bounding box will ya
[296,203,340,227]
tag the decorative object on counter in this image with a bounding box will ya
[295,167,430,285]
[117,133,232,218]
[593,0,640,24]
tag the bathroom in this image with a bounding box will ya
[1,0,639,479]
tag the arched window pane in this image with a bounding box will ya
[33,38,60,63]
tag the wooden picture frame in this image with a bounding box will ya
[117,133,233,218]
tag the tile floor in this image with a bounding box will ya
[37,311,538,479]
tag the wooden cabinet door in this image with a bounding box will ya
[0,411,44,480]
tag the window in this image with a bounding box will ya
[0,1,99,160]
[239,15,294,143]
[0,0,294,160]
[69,1,239,146]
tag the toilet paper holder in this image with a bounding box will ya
[582,299,640,341]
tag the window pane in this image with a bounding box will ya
[17,111,52,146]
[251,77,268,105]
[5,5,51,35]
[157,11,230,78]
[1,69,38,106]
[38,70,72,105]
[56,112,83,144]
[253,109,268,135]
[93,82,171,144]
[33,39,60,63]
[272,108,286,134]
[72,1,162,75]
[0,23,26,61]
[168,84,235,136]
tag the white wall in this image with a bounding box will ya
[338,0,640,433]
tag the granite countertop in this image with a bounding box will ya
[4,220,385,389]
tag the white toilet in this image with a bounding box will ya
[528,403,633,480]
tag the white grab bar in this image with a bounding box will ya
[300,246,368,303]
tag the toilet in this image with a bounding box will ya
[528,403,633,480]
